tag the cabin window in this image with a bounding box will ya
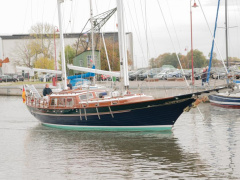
[79,93,93,101]
[58,98,66,107]
[79,94,87,101]
[66,97,74,107]
[50,98,58,106]
[87,93,93,99]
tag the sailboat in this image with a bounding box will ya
[24,0,227,131]
[208,0,240,109]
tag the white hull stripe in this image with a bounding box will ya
[211,95,240,100]
[210,100,240,105]
[42,123,172,129]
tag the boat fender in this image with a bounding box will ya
[184,96,207,112]
[192,99,202,108]
[192,96,208,108]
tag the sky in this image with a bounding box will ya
[0,0,240,68]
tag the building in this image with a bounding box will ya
[73,50,100,74]
[0,32,133,75]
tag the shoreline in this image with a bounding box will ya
[0,79,228,98]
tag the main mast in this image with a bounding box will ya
[225,0,229,70]
[116,0,129,90]
[89,0,95,85]
[57,0,68,90]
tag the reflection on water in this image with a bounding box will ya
[0,96,240,179]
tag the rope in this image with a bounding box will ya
[126,1,146,62]
[165,0,182,53]
[139,0,150,63]
[156,0,190,88]
[197,0,228,73]
[206,0,221,83]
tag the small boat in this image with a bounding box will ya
[209,92,240,109]
[24,0,227,131]
[208,0,240,109]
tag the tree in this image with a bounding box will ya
[186,49,207,68]
[159,53,179,68]
[34,57,54,69]
[208,51,217,60]
[179,55,188,69]
[13,40,34,67]
[148,58,156,68]
[58,45,76,76]
[14,23,57,69]
[100,37,120,71]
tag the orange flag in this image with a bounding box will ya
[0,58,9,67]
[22,86,26,103]
[3,57,9,63]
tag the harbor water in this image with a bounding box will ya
[0,96,240,179]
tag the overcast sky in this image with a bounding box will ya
[0,0,239,68]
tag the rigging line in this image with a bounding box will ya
[100,0,112,33]
[232,0,240,58]
[165,0,182,53]
[51,5,57,28]
[144,0,150,62]
[140,0,150,65]
[94,0,98,15]
[69,0,74,33]
[128,0,146,62]
[234,0,240,58]
[146,21,157,59]
[71,0,77,32]
[31,0,33,28]
[140,0,147,63]
[22,0,29,33]
[122,2,130,34]
[197,0,228,73]
[64,3,71,33]
[156,0,190,88]
[41,0,46,27]
[61,2,66,33]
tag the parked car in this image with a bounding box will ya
[167,69,182,78]
[138,68,162,81]
[153,69,175,80]
[212,69,227,79]
[138,70,150,81]
[13,75,24,81]
[182,69,192,80]
[39,74,51,82]
[129,69,146,81]
[0,75,17,82]
[17,75,24,81]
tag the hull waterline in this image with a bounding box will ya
[27,95,195,131]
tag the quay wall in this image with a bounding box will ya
[0,79,227,98]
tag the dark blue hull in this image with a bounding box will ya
[209,94,240,109]
[27,94,195,130]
